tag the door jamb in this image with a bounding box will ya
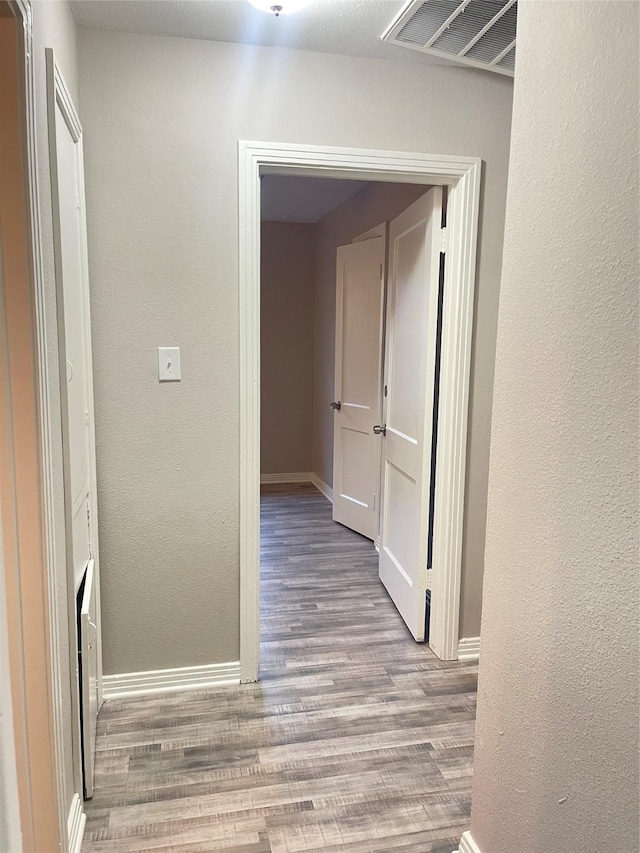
[239,140,481,682]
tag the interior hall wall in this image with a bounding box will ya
[78,29,513,673]
[468,2,639,852]
[261,221,316,477]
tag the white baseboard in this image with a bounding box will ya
[102,660,240,700]
[457,636,481,662]
[454,830,483,853]
[259,472,334,505]
[311,473,333,503]
[67,793,86,853]
[260,472,313,485]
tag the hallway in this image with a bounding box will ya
[83,485,478,852]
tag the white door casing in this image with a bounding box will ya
[47,50,102,800]
[332,237,385,540]
[378,187,443,640]
[239,141,481,681]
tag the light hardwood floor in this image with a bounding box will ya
[83,484,477,852]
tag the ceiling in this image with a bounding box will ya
[261,175,369,223]
[70,0,461,68]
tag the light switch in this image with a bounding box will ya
[158,347,181,382]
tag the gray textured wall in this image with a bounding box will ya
[78,29,513,674]
[469,2,639,852]
[261,221,316,476]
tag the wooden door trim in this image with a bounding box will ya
[1,1,67,848]
[239,141,481,681]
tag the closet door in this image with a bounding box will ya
[47,49,101,798]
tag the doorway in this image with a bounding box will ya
[245,142,481,682]
[261,175,444,669]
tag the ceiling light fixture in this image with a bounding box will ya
[247,0,306,16]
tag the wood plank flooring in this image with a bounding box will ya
[83,484,477,852]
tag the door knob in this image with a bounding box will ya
[330,401,341,411]
[373,424,386,436]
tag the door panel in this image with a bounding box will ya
[340,427,372,506]
[378,187,443,640]
[332,237,385,540]
[71,494,90,595]
[49,56,100,802]
[56,102,92,592]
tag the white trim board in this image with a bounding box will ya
[13,5,72,847]
[259,472,334,504]
[454,830,483,853]
[311,474,333,503]
[260,472,313,484]
[457,636,481,662]
[102,661,241,700]
[240,140,481,682]
[67,794,86,853]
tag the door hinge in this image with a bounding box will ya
[379,263,383,279]
[441,227,447,252]
[373,493,376,511]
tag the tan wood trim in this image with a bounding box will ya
[0,8,62,851]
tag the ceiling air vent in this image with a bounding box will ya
[382,0,517,77]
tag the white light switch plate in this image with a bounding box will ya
[158,347,181,381]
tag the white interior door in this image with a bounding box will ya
[48,51,100,800]
[378,187,443,640]
[332,236,385,540]
[55,103,92,595]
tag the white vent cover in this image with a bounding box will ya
[382,0,517,77]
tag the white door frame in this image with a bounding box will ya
[46,48,103,796]
[239,140,481,682]
[8,2,72,847]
